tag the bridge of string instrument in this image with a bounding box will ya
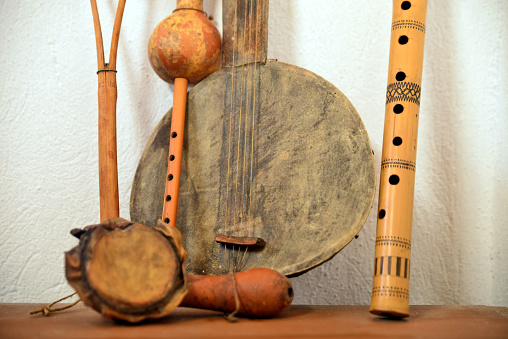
[215,217,266,249]
[215,234,265,248]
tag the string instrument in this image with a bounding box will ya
[369,0,428,318]
[66,0,292,323]
[91,0,126,221]
[131,0,377,277]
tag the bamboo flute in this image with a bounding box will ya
[369,0,428,318]
[162,77,188,227]
[147,0,221,227]
[90,0,126,222]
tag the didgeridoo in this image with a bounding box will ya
[369,0,428,318]
[90,0,126,222]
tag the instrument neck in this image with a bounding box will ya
[222,0,269,67]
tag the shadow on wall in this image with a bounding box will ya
[417,0,508,306]
[128,1,173,152]
[492,0,508,306]
[412,1,462,305]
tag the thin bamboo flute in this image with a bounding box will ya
[369,0,427,318]
[162,78,188,227]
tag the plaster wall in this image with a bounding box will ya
[1,1,506,307]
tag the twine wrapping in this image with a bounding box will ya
[30,292,81,317]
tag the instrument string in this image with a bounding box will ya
[232,0,248,241]
[232,0,251,272]
[237,0,255,271]
[225,0,264,273]
[224,0,239,272]
[239,0,260,271]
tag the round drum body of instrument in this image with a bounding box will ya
[131,60,376,276]
[65,218,188,322]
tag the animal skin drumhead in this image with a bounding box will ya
[131,60,376,277]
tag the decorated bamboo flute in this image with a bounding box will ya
[369,0,428,318]
[91,0,126,222]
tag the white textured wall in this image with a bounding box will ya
[1,1,506,307]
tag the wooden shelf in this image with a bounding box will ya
[1,304,507,338]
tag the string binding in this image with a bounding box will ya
[97,68,118,74]
[173,8,208,18]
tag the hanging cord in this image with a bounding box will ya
[30,292,81,317]
[225,272,241,322]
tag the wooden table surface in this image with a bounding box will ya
[1,304,507,338]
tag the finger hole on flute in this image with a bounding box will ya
[392,137,403,146]
[389,175,400,185]
[396,72,406,81]
[393,104,404,114]
[401,1,411,10]
[398,35,409,45]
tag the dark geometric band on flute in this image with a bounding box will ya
[381,158,416,171]
[372,286,409,299]
[392,19,426,32]
[375,236,411,249]
[374,256,410,279]
[386,81,421,105]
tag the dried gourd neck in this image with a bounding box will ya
[176,0,203,11]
